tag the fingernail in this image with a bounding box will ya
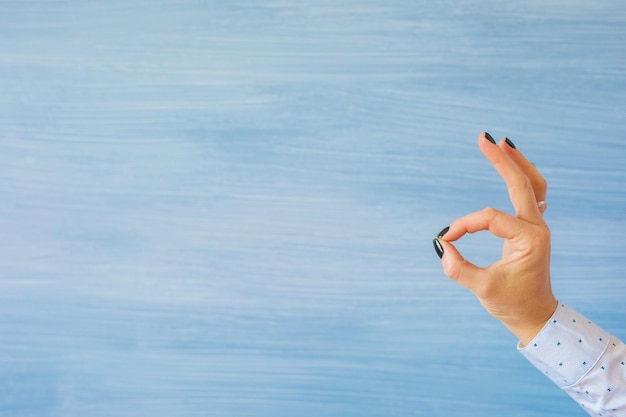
[484,132,496,144]
[433,239,444,259]
[504,137,516,149]
[437,226,449,239]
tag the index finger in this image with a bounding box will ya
[479,132,543,223]
[442,207,524,242]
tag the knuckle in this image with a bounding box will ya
[535,225,551,242]
[443,260,461,281]
[511,177,533,194]
[481,207,500,220]
[537,176,548,191]
[532,176,548,196]
[524,224,551,250]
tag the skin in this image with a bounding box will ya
[436,132,558,346]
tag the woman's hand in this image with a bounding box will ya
[434,132,558,346]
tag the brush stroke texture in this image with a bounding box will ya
[1,1,625,416]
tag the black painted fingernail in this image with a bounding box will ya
[433,239,444,259]
[505,137,516,149]
[484,132,496,144]
[437,226,449,239]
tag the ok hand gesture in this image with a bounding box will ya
[434,132,557,345]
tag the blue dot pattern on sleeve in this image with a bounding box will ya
[518,303,626,417]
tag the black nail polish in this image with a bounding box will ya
[484,132,496,144]
[437,226,449,239]
[433,239,444,259]
[505,137,516,149]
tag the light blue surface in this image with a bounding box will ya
[1,1,625,416]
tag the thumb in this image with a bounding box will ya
[436,238,482,292]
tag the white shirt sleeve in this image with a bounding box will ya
[518,302,626,416]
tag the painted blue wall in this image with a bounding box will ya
[1,1,625,416]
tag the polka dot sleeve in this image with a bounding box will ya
[518,302,626,417]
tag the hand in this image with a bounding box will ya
[434,132,558,346]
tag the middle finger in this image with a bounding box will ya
[498,137,548,214]
[478,132,544,224]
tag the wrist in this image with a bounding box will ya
[504,298,558,346]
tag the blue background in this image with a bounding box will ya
[1,1,625,416]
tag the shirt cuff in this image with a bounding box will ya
[517,302,611,388]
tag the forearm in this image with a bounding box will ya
[518,303,626,416]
